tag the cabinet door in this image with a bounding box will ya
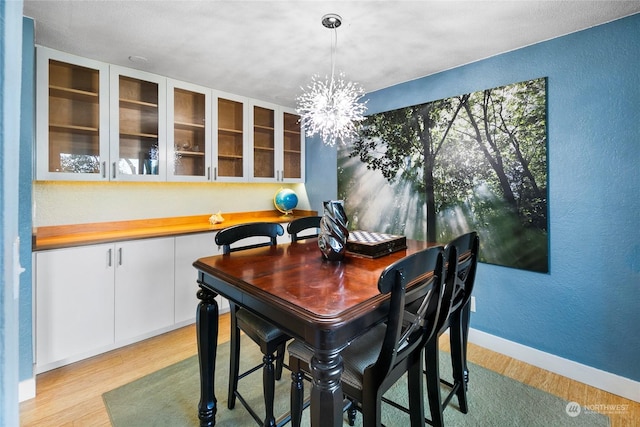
[109,65,167,181]
[174,232,228,324]
[249,101,279,182]
[36,244,115,371]
[213,91,249,182]
[114,237,175,342]
[281,108,305,183]
[36,47,110,181]
[167,80,212,182]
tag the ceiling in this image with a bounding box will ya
[23,1,640,108]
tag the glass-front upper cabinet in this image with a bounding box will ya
[109,66,166,181]
[250,101,278,182]
[167,80,211,182]
[213,92,248,182]
[281,108,305,182]
[36,47,110,181]
[249,102,305,183]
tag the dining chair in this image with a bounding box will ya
[286,216,321,242]
[215,222,290,427]
[288,245,457,427]
[424,231,479,426]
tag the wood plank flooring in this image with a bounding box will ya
[20,313,639,426]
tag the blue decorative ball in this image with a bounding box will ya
[274,188,298,214]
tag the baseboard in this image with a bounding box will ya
[19,378,36,402]
[467,328,640,403]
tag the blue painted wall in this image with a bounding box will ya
[304,133,338,213]
[1,0,25,423]
[20,16,34,384]
[365,14,640,381]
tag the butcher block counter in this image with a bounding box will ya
[33,209,317,251]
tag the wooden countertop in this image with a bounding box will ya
[33,209,317,251]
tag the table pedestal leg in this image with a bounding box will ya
[310,350,343,427]
[197,283,219,426]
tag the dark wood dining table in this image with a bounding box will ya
[193,237,437,427]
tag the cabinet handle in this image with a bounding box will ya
[207,166,211,180]
[112,162,117,179]
[102,162,106,179]
[107,248,112,267]
[118,247,123,265]
[214,167,217,180]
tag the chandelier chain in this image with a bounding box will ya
[330,26,337,89]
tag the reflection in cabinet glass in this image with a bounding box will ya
[117,76,160,176]
[283,112,302,180]
[173,88,206,177]
[47,60,101,174]
[253,105,275,178]
[217,97,245,179]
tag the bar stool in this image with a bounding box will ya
[215,222,290,427]
[425,231,480,426]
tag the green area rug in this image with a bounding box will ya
[103,337,609,426]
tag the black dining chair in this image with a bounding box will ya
[288,245,457,427]
[287,216,321,242]
[215,222,290,427]
[424,231,479,426]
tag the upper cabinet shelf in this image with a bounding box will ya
[49,85,99,101]
[119,98,159,109]
[49,124,99,134]
[119,131,159,139]
[36,47,304,183]
[175,121,205,130]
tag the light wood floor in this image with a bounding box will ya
[20,313,639,426]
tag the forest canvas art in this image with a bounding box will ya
[338,78,548,273]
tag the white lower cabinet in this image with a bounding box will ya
[36,243,115,371]
[114,237,175,342]
[174,232,229,324]
[35,233,217,372]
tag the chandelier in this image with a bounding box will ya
[296,14,367,147]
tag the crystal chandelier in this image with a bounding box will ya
[296,14,367,147]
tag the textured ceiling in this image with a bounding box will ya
[23,1,640,108]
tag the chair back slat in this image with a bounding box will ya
[434,247,458,335]
[287,216,321,242]
[215,222,284,254]
[444,232,479,313]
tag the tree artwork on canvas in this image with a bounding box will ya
[338,78,548,273]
